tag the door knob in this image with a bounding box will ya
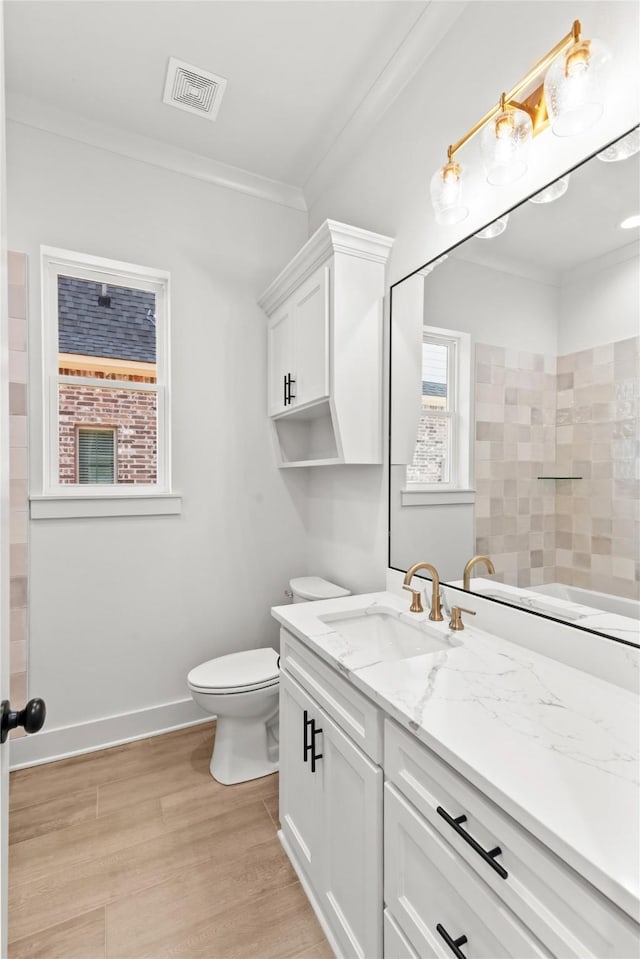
[1,698,46,744]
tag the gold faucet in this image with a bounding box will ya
[402,562,444,620]
[463,555,495,591]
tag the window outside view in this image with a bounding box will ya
[406,338,451,485]
[57,277,158,484]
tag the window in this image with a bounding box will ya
[40,247,172,501]
[77,428,116,484]
[406,326,471,490]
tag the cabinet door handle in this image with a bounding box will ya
[437,805,508,879]
[283,374,289,406]
[436,924,468,958]
[287,373,296,402]
[303,709,314,763]
[310,722,323,773]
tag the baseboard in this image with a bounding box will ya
[9,698,212,770]
[277,829,340,959]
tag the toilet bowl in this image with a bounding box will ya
[188,576,350,785]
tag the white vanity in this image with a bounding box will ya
[271,588,640,959]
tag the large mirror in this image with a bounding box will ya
[389,127,639,644]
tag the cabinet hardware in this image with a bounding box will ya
[310,722,323,773]
[437,805,508,879]
[303,709,314,763]
[436,924,468,958]
[287,373,296,402]
[283,374,288,406]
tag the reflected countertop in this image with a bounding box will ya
[272,590,640,922]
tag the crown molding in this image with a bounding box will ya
[258,219,393,315]
[302,1,469,208]
[561,239,639,287]
[6,93,307,212]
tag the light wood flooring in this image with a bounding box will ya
[8,722,333,959]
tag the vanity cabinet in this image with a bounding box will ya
[259,219,393,466]
[384,720,639,959]
[279,631,383,959]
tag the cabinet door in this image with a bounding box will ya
[278,672,322,885]
[319,710,383,959]
[291,265,330,408]
[267,300,293,416]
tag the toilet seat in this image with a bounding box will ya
[187,648,279,695]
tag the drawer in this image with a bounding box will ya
[385,909,420,959]
[385,720,640,959]
[385,783,551,959]
[280,628,382,763]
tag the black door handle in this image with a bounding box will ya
[1,698,46,744]
[303,709,314,762]
[310,722,323,773]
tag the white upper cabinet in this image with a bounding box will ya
[259,220,393,467]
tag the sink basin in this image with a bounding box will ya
[318,607,458,664]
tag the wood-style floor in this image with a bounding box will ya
[8,723,333,959]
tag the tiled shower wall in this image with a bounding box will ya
[474,344,557,588]
[554,336,639,599]
[8,251,28,729]
[475,337,640,599]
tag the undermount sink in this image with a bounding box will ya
[318,607,460,663]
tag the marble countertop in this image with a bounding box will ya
[272,591,640,922]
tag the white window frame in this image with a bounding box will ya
[405,324,472,493]
[33,247,180,518]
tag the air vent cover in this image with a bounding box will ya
[163,57,227,121]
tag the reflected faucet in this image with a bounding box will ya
[402,562,444,621]
[463,555,496,591]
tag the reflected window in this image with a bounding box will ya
[406,327,471,489]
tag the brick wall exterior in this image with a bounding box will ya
[59,383,157,484]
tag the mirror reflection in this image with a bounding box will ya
[389,128,640,643]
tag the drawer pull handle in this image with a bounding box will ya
[437,805,508,879]
[436,924,468,958]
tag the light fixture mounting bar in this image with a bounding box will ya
[447,20,582,160]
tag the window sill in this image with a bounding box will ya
[400,488,475,507]
[30,493,182,519]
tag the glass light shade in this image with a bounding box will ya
[474,215,509,239]
[480,107,533,185]
[529,174,570,204]
[430,160,468,225]
[597,128,640,162]
[544,38,610,137]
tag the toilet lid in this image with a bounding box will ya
[290,576,351,601]
[187,647,279,693]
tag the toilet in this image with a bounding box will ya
[187,576,350,785]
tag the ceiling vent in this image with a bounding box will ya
[163,57,227,121]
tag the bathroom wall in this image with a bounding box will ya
[304,0,639,585]
[7,121,309,763]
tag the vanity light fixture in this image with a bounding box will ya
[474,214,509,239]
[597,127,640,162]
[528,174,570,204]
[620,214,640,230]
[430,20,610,225]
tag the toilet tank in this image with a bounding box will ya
[289,576,351,603]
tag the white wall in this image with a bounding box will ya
[559,246,640,353]
[305,0,640,583]
[7,121,309,758]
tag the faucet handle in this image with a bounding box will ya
[449,606,476,631]
[402,584,424,614]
